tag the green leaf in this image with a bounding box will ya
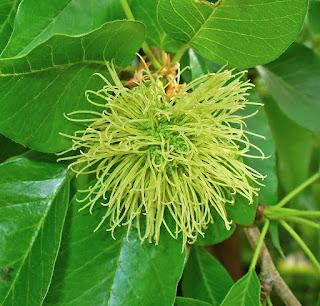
[0,157,69,305]
[175,297,213,306]
[1,0,124,58]
[220,271,261,306]
[226,195,258,225]
[0,0,21,53]
[309,0,320,35]
[0,134,26,163]
[158,0,307,67]
[245,94,278,205]
[195,211,235,246]
[182,247,233,305]
[263,96,313,194]
[258,43,320,133]
[0,20,145,153]
[130,0,181,52]
[269,221,285,257]
[45,197,186,306]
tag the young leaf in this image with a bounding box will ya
[220,271,261,306]
[45,197,186,306]
[0,20,145,153]
[1,0,125,58]
[258,43,320,133]
[182,247,233,304]
[0,157,69,305]
[158,0,307,67]
[175,297,213,306]
[0,0,21,53]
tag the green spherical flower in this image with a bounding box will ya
[60,63,265,245]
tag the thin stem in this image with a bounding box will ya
[172,44,190,64]
[244,225,301,306]
[284,217,320,230]
[249,220,270,271]
[265,207,320,219]
[280,220,320,272]
[276,172,320,208]
[267,296,273,306]
[120,0,162,70]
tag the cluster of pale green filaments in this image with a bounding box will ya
[59,63,266,246]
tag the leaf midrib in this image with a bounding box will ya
[1,174,67,304]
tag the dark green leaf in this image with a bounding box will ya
[269,221,285,257]
[0,0,21,53]
[0,134,26,162]
[1,0,124,58]
[309,0,320,35]
[226,195,258,225]
[263,96,313,194]
[258,43,320,132]
[0,20,145,153]
[158,0,307,67]
[245,95,278,205]
[45,197,186,306]
[0,157,69,305]
[175,297,213,306]
[182,247,233,305]
[195,211,235,246]
[220,271,261,306]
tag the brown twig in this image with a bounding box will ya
[244,225,302,306]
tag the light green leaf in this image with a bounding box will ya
[175,297,213,306]
[0,20,145,153]
[182,247,233,305]
[220,271,261,306]
[158,0,307,67]
[0,157,69,305]
[258,43,320,133]
[45,197,186,306]
[1,0,124,58]
[0,0,21,53]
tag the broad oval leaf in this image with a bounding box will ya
[0,0,21,53]
[158,0,307,67]
[1,0,124,58]
[182,247,233,305]
[0,20,145,153]
[220,271,261,306]
[0,156,69,305]
[175,297,213,306]
[45,197,186,306]
[258,43,320,133]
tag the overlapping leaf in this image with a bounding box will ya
[1,0,124,58]
[0,0,21,53]
[0,20,145,153]
[258,43,320,133]
[45,197,186,306]
[0,157,69,305]
[182,247,233,305]
[158,0,307,67]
